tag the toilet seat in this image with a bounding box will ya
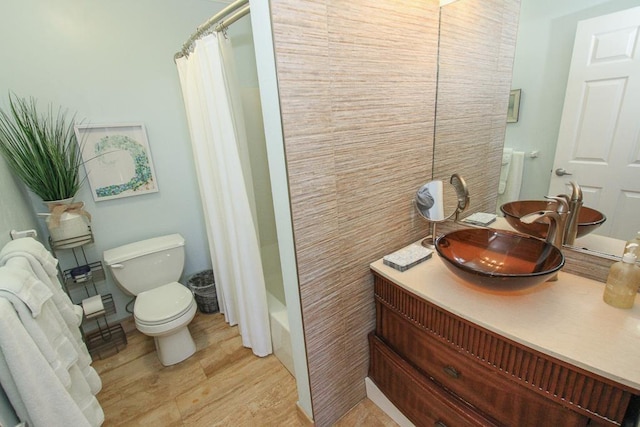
[134,282,195,326]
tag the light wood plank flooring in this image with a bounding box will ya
[92,312,397,426]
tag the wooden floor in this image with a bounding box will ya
[92,312,397,426]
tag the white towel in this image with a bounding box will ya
[0,262,52,317]
[498,147,513,195]
[0,267,101,390]
[0,298,103,427]
[0,245,101,394]
[0,238,58,276]
[0,289,73,388]
[0,248,82,330]
[496,150,525,214]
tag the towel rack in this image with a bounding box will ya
[9,230,37,240]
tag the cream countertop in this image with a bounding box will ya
[371,250,640,391]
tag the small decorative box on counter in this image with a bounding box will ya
[383,243,433,272]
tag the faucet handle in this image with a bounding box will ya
[544,196,569,213]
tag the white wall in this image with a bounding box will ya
[0,0,230,320]
[505,0,639,200]
[0,157,42,247]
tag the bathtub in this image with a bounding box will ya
[266,292,295,378]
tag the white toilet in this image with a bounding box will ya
[103,233,197,366]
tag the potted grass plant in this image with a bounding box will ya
[0,94,91,245]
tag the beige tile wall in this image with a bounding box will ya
[269,1,520,425]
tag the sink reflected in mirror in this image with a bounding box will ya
[500,200,606,240]
[434,228,565,290]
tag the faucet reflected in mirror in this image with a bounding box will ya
[557,181,582,246]
[516,184,582,247]
[520,197,568,250]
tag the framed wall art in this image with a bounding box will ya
[75,123,159,201]
[507,89,521,123]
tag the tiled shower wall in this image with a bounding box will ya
[269,0,520,425]
[270,1,439,424]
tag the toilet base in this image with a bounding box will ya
[135,296,197,366]
[154,326,196,366]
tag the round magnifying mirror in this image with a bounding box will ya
[415,174,470,248]
[415,179,463,222]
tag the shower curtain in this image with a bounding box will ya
[176,32,272,357]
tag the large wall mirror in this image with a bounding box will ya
[501,0,640,250]
[433,0,519,220]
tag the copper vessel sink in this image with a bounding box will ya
[500,200,606,240]
[435,228,564,289]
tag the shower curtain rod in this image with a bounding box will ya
[174,0,250,60]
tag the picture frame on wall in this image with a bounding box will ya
[74,123,159,201]
[507,89,521,123]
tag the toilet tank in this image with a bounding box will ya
[103,234,186,296]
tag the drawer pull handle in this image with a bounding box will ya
[435,421,447,427]
[443,365,460,379]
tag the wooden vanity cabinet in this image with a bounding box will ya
[369,272,637,427]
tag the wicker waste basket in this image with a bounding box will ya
[186,270,219,314]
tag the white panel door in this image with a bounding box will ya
[549,6,640,240]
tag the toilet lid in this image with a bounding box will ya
[134,282,194,325]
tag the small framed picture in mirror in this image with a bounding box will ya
[507,89,521,123]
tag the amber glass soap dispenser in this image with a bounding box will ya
[603,244,640,309]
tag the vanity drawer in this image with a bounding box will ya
[378,305,588,427]
[369,334,499,427]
